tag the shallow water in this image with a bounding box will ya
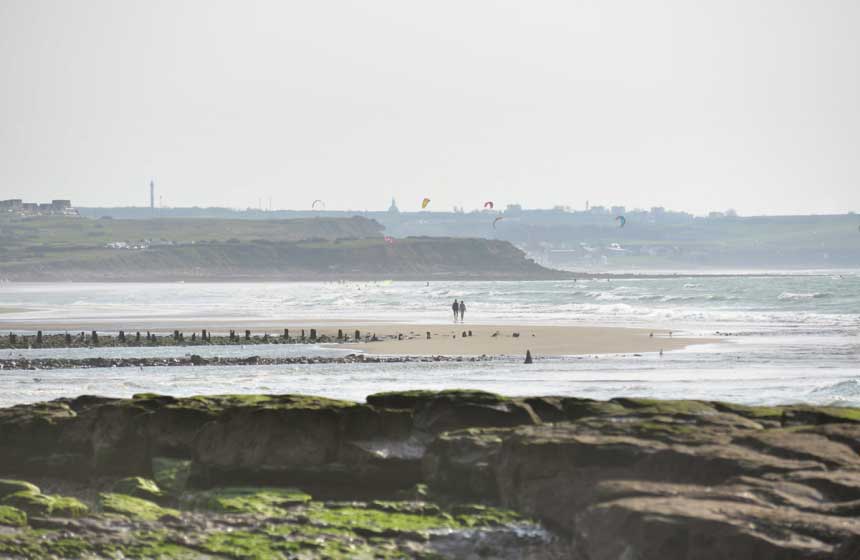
[1,273,858,330]
[2,339,858,408]
[0,274,858,408]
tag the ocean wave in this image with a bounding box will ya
[810,379,860,398]
[660,295,700,302]
[778,292,832,301]
[589,292,663,302]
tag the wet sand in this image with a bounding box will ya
[343,324,712,357]
[0,319,715,357]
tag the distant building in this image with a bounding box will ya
[1,199,77,216]
[0,199,23,212]
[388,198,400,214]
[611,206,626,215]
[650,206,666,216]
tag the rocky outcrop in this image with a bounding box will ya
[435,398,860,559]
[2,392,860,558]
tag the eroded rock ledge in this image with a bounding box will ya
[1,391,860,558]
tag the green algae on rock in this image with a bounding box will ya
[0,480,39,500]
[98,493,179,521]
[111,476,164,502]
[200,531,308,560]
[0,505,26,527]
[2,391,860,559]
[2,490,88,518]
[710,401,785,421]
[0,530,201,560]
[152,457,192,496]
[0,534,93,559]
[609,397,719,416]
[301,500,528,539]
[189,486,312,516]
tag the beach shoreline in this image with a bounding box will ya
[342,324,712,357]
[0,321,716,357]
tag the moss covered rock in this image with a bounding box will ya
[300,500,528,541]
[112,476,164,502]
[152,457,192,495]
[609,397,718,416]
[98,493,179,521]
[0,479,39,499]
[189,486,312,517]
[367,389,509,410]
[2,490,88,518]
[199,530,312,560]
[0,505,26,527]
[412,391,539,435]
[783,405,860,426]
[0,529,201,559]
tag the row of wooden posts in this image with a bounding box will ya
[8,328,372,345]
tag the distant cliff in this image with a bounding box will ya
[76,206,860,269]
[0,236,565,281]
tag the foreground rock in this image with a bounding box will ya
[0,392,859,558]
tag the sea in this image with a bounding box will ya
[0,271,858,408]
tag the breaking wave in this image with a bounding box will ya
[778,292,832,301]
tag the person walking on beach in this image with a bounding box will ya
[452,299,459,322]
[459,300,466,322]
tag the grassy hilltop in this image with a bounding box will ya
[0,215,561,281]
[0,215,383,249]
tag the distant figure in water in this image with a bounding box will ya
[459,300,466,322]
[452,299,459,322]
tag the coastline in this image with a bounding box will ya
[342,324,711,357]
[0,321,715,357]
[0,271,838,284]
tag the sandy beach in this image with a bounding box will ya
[342,324,711,357]
[0,317,713,357]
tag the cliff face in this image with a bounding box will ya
[1,391,859,558]
[1,236,564,281]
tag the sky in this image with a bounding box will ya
[1,0,858,216]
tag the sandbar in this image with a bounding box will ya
[341,324,712,357]
[0,319,715,357]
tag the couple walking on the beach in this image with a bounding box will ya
[452,299,466,322]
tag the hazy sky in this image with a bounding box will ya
[1,1,858,215]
